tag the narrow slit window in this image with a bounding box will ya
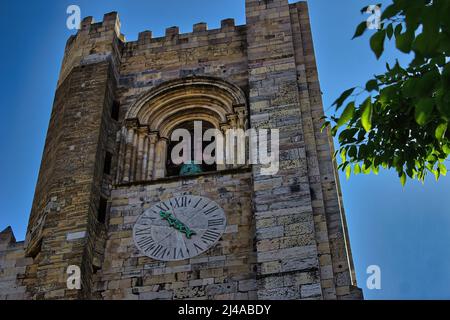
[111,100,120,121]
[98,197,108,224]
[104,152,113,175]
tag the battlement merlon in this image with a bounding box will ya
[58,12,123,86]
[132,19,242,47]
[58,14,245,87]
[80,11,122,37]
[0,226,17,249]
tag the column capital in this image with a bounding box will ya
[148,131,159,144]
[124,118,140,129]
[137,125,151,135]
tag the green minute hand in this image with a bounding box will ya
[159,211,197,239]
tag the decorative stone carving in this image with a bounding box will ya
[116,77,248,184]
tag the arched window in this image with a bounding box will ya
[116,76,248,184]
[166,121,217,177]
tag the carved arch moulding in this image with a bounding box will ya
[115,76,248,184]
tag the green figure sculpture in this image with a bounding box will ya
[179,161,203,176]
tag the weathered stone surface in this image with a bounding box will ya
[0,0,362,300]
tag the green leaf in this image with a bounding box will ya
[417,69,440,96]
[348,145,357,158]
[433,169,440,181]
[394,23,403,36]
[413,32,440,57]
[353,21,367,39]
[402,77,418,98]
[379,85,398,105]
[400,172,407,186]
[444,144,450,155]
[382,4,399,20]
[331,126,338,136]
[386,24,394,40]
[441,1,450,28]
[337,102,355,127]
[393,0,408,10]
[362,163,372,174]
[366,79,379,92]
[332,88,355,109]
[361,97,373,132]
[442,63,450,89]
[340,148,347,163]
[396,31,415,53]
[422,4,440,35]
[435,122,448,140]
[370,30,386,59]
[321,120,330,133]
[406,8,422,31]
[360,5,370,14]
[372,164,380,175]
[439,163,448,176]
[436,90,450,119]
[415,98,434,126]
[354,163,361,175]
[345,165,352,180]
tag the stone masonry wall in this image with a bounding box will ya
[0,228,32,300]
[289,2,360,299]
[0,1,362,300]
[116,19,248,120]
[95,170,256,300]
[247,0,324,299]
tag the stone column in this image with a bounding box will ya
[235,105,247,130]
[220,123,231,170]
[141,135,149,181]
[123,126,136,183]
[153,138,168,179]
[135,128,147,181]
[129,130,139,182]
[146,133,159,181]
[115,127,127,184]
[227,114,245,167]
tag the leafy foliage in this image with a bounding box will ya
[326,0,450,185]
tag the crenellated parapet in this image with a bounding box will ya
[124,18,245,55]
[59,15,246,88]
[58,12,124,87]
[0,227,32,300]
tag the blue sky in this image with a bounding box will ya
[0,0,449,299]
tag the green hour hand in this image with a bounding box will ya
[160,211,197,239]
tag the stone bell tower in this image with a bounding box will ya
[0,0,362,300]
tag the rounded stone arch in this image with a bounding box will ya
[159,112,222,139]
[125,76,247,127]
[116,76,248,183]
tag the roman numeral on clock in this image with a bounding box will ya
[151,244,168,259]
[135,227,152,236]
[193,243,204,253]
[201,230,221,243]
[173,196,189,208]
[137,236,156,252]
[156,202,170,212]
[208,218,225,228]
[193,198,203,208]
[203,205,219,216]
[173,248,185,260]
[140,216,156,222]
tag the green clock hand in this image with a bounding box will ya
[160,211,197,239]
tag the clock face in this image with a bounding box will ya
[133,195,227,261]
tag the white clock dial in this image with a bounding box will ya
[133,195,227,261]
